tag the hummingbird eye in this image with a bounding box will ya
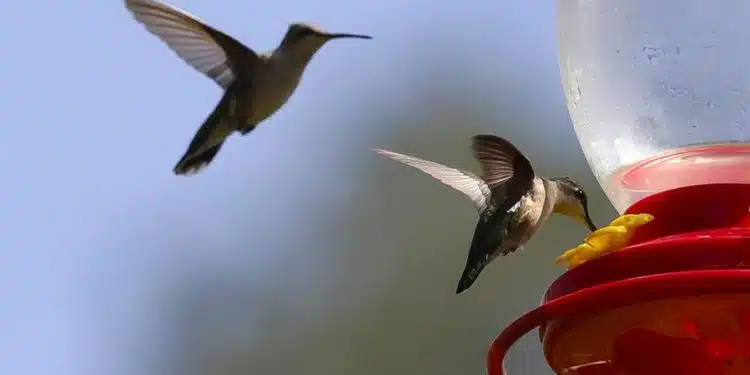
[572,188,586,200]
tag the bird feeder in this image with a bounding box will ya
[487,1,750,374]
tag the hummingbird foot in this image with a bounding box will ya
[555,213,655,269]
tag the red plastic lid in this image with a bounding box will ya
[486,184,750,375]
[613,328,734,375]
[544,183,750,302]
[488,270,750,375]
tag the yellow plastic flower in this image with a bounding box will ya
[555,213,655,269]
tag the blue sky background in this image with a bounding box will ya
[0,1,617,375]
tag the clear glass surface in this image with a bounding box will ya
[558,0,750,213]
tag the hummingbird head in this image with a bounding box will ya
[279,23,371,63]
[550,176,597,232]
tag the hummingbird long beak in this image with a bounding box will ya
[583,208,597,232]
[324,32,372,40]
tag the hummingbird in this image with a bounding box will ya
[124,0,372,175]
[374,135,598,294]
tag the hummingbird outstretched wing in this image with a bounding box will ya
[471,134,535,211]
[125,0,259,89]
[372,148,491,211]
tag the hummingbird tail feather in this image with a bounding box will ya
[455,258,488,294]
[456,233,489,294]
[455,217,514,294]
[173,142,225,175]
[173,92,236,176]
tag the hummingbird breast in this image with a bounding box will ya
[508,178,552,247]
[245,60,304,126]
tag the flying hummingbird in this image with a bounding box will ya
[124,0,372,175]
[374,135,598,294]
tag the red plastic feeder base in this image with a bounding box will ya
[487,183,750,375]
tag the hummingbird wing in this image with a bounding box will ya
[372,148,491,211]
[471,134,535,210]
[125,0,259,89]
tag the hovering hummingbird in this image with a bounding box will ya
[374,135,598,294]
[124,0,372,175]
